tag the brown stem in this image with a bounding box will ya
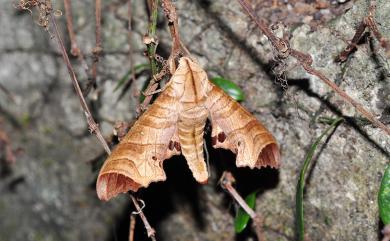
[138,0,160,115]
[161,0,181,55]
[236,0,390,136]
[128,214,136,241]
[50,13,111,154]
[336,21,366,62]
[51,11,157,240]
[337,1,390,61]
[63,0,89,75]
[63,0,80,56]
[220,172,266,241]
[300,63,390,136]
[129,194,157,241]
[128,0,136,88]
[86,0,103,96]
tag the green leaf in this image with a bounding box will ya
[296,117,343,241]
[114,63,150,92]
[234,191,257,233]
[210,77,245,101]
[379,164,390,225]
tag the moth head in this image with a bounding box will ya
[169,57,210,101]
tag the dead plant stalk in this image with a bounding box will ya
[236,0,390,136]
[221,172,266,241]
[48,10,156,241]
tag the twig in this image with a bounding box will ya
[16,2,157,240]
[52,12,157,241]
[127,0,137,89]
[129,194,157,241]
[161,0,181,56]
[337,1,390,61]
[138,0,160,114]
[50,11,156,240]
[50,13,111,154]
[51,12,157,240]
[63,0,89,75]
[63,0,80,56]
[220,171,265,241]
[128,214,136,241]
[85,0,103,96]
[236,0,390,136]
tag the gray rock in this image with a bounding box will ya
[0,0,389,241]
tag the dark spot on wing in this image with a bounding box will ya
[174,141,181,152]
[217,132,226,142]
[168,140,174,151]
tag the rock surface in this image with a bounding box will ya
[0,0,389,241]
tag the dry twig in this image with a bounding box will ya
[85,0,103,96]
[220,171,266,241]
[63,0,80,56]
[128,214,136,241]
[127,0,137,91]
[129,194,157,241]
[45,5,157,240]
[236,0,390,136]
[138,0,160,114]
[337,1,390,61]
[63,0,89,75]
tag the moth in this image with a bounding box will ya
[96,57,280,201]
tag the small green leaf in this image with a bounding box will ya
[296,117,343,241]
[379,164,390,225]
[114,63,150,92]
[210,77,245,101]
[234,191,257,233]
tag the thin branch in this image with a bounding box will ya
[128,214,136,241]
[129,194,157,241]
[128,0,136,88]
[236,0,390,136]
[63,0,80,56]
[336,1,390,61]
[138,0,160,114]
[161,0,181,55]
[50,11,157,241]
[63,0,89,75]
[50,13,111,154]
[220,171,266,241]
[85,0,103,96]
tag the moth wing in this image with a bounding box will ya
[206,83,280,169]
[96,89,181,201]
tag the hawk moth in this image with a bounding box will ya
[96,57,280,201]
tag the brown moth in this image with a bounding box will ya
[96,57,280,201]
